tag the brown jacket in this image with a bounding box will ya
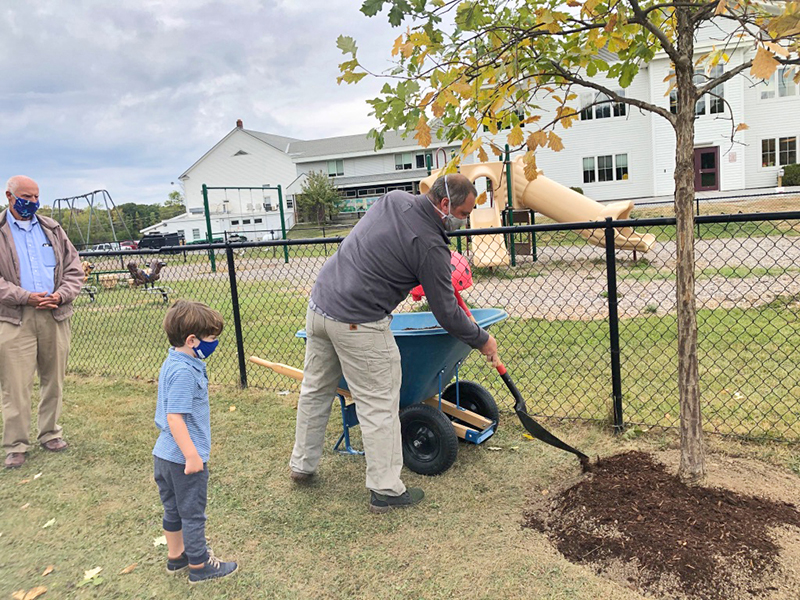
[0,209,84,325]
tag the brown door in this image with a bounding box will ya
[694,147,719,191]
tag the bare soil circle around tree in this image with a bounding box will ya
[524,451,800,600]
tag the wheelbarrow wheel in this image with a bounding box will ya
[442,380,500,424]
[400,404,459,476]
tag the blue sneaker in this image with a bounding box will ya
[188,553,238,584]
[166,552,189,575]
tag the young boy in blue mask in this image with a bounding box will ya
[153,300,237,583]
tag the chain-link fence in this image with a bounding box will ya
[71,209,800,442]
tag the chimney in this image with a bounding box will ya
[236,119,243,129]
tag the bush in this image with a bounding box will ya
[569,186,584,195]
[782,164,800,186]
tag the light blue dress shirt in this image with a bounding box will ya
[6,211,56,294]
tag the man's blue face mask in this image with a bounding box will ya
[13,196,40,219]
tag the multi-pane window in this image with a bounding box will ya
[598,155,614,181]
[327,160,344,176]
[582,157,596,183]
[670,66,724,115]
[415,152,433,169]
[395,153,413,170]
[762,139,776,167]
[778,68,797,97]
[192,228,201,240]
[583,154,629,183]
[779,137,797,165]
[580,90,626,121]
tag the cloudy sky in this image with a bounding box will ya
[1,0,404,207]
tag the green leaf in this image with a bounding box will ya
[360,0,386,17]
[336,35,358,57]
[619,62,638,88]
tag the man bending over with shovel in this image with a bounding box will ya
[290,173,500,513]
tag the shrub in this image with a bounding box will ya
[782,164,800,186]
[569,186,585,195]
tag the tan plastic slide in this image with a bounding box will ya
[419,157,656,267]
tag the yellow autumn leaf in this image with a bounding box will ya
[489,143,504,157]
[119,563,137,575]
[228,405,236,412]
[735,123,749,131]
[765,41,790,59]
[391,35,403,57]
[548,131,565,152]
[526,130,548,151]
[83,567,103,580]
[42,519,55,529]
[24,587,48,600]
[714,0,727,15]
[522,152,539,181]
[13,591,26,600]
[477,146,489,163]
[507,125,524,147]
[153,535,167,546]
[42,565,55,576]
[414,116,432,148]
[20,503,30,510]
[465,116,478,131]
[475,191,488,206]
[750,46,780,80]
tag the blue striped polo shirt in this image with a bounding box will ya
[153,348,211,464]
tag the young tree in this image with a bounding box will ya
[338,0,800,483]
[297,170,345,225]
[161,190,186,221]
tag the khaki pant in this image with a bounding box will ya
[0,306,71,454]
[290,306,405,496]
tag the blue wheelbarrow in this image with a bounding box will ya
[297,307,508,476]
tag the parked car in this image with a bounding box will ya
[120,240,138,250]
[90,242,121,252]
[138,232,183,251]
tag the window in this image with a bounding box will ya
[254,218,263,224]
[598,155,614,181]
[327,160,344,176]
[583,157,596,183]
[615,154,629,180]
[759,76,776,100]
[583,154,629,183]
[192,228,200,240]
[231,220,239,225]
[415,152,433,169]
[762,139,776,167]
[669,66,724,115]
[286,196,293,208]
[580,90,625,120]
[177,229,185,239]
[779,137,797,165]
[242,219,251,225]
[395,153,413,170]
[708,65,724,114]
[778,68,797,97]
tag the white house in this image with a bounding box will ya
[479,25,799,202]
[144,119,461,241]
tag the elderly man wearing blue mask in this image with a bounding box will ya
[0,175,83,468]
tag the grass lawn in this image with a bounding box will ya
[0,376,664,600]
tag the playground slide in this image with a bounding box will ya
[420,158,655,254]
[468,204,510,268]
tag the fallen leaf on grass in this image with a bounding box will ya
[42,519,55,529]
[13,591,26,600]
[20,503,30,510]
[153,535,167,547]
[487,446,503,451]
[229,405,236,412]
[119,563,137,574]
[24,587,47,600]
[42,565,55,576]
[277,390,290,396]
[522,433,534,440]
[34,472,42,480]
[83,567,103,580]
[18,479,30,485]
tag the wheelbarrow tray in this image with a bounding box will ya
[296,308,508,409]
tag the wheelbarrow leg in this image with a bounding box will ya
[333,394,364,456]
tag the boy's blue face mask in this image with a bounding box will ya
[13,196,40,219]
[193,338,219,360]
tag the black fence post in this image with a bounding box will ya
[604,218,624,433]
[225,245,248,388]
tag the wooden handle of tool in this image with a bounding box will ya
[248,356,352,398]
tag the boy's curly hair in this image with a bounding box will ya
[163,300,224,347]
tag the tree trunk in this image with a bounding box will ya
[674,7,705,484]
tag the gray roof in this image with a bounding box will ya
[245,131,301,153]
[286,128,453,161]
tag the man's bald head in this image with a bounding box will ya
[7,176,38,197]
[6,176,40,220]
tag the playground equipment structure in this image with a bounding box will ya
[53,189,135,250]
[419,157,657,268]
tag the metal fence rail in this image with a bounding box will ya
[72,211,800,442]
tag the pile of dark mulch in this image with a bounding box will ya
[524,451,800,600]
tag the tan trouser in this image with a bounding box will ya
[0,307,71,454]
[290,306,405,496]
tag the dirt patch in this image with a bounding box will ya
[524,451,800,600]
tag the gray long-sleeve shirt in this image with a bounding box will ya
[311,191,489,349]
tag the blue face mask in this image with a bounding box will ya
[13,196,39,219]
[193,338,219,360]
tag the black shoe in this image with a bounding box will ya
[369,487,425,514]
[188,553,238,584]
[290,470,314,484]
[166,552,189,575]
